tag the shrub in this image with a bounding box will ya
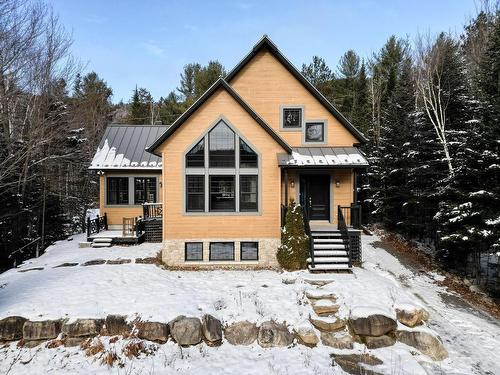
[277,200,310,270]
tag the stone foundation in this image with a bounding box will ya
[162,238,280,268]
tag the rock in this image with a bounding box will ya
[305,290,337,300]
[331,353,384,375]
[168,316,202,346]
[311,299,339,315]
[62,319,104,338]
[201,314,222,346]
[303,278,333,286]
[257,321,294,348]
[282,277,296,285]
[294,321,319,347]
[18,267,43,272]
[136,321,169,343]
[135,257,157,264]
[224,321,258,345]
[397,330,448,361]
[54,262,78,268]
[363,334,396,349]
[23,339,46,348]
[396,308,428,327]
[82,259,106,266]
[309,316,346,332]
[105,315,131,336]
[349,314,397,337]
[106,259,131,265]
[321,330,354,349]
[0,316,27,341]
[64,337,85,347]
[23,320,61,340]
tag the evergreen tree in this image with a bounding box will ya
[158,91,185,125]
[277,200,309,270]
[128,86,153,124]
[337,50,360,119]
[301,56,335,103]
[351,62,371,135]
[178,63,201,101]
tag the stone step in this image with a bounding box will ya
[313,238,344,243]
[92,238,113,243]
[91,243,112,248]
[314,244,346,250]
[307,257,349,263]
[313,250,348,257]
[308,264,350,271]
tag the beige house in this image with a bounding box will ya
[89,36,368,271]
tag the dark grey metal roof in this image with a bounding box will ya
[278,147,369,168]
[89,124,167,170]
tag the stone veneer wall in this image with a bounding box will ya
[162,238,281,268]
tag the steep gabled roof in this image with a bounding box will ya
[146,78,292,156]
[226,35,368,144]
[89,124,166,170]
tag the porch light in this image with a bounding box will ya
[335,179,341,188]
[290,179,295,188]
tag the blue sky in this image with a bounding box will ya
[50,0,477,103]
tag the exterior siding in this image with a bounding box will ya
[231,50,359,148]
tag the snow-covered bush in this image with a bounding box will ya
[277,200,309,271]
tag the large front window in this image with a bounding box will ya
[107,177,129,205]
[185,120,259,213]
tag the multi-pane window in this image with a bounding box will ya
[186,175,205,212]
[185,119,259,213]
[209,242,235,261]
[134,177,157,204]
[241,242,258,261]
[107,177,129,205]
[186,139,205,167]
[282,107,302,128]
[185,242,203,261]
[240,175,258,212]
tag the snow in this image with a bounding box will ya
[0,234,499,374]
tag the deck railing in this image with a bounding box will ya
[302,205,315,268]
[86,213,108,237]
[338,204,362,229]
[143,203,163,219]
[337,206,352,267]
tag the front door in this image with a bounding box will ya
[300,174,330,220]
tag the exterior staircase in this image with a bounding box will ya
[307,229,351,271]
[91,238,113,248]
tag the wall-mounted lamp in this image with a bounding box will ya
[290,179,295,188]
[159,181,162,188]
[335,179,341,188]
[97,170,105,176]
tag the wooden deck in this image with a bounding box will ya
[87,230,145,244]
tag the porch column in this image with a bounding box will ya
[284,169,288,205]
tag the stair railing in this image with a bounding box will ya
[337,205,352,267]
[302,205,314,268]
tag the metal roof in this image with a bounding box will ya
[89,124,167,170]
[277,147,369,168]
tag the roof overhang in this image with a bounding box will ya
[278,147,369,168]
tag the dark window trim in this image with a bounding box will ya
[240,241,259,261]
[209,242,235,261]
[239,175,258,212]
[186,175,205,212]
[106,176,129,205]
[185,242,204,262]
[281,105,304,130]
[209,175,236,212]
[133,176,157,205]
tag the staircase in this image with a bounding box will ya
[307,229,351,271]
[91,238,113,248]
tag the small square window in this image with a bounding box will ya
[305,121,325,143]
[209,242,235,261]
[241,242,258,261]
[282,108,302,128]
[185,242,203,261]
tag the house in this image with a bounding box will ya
[89,36,368,271]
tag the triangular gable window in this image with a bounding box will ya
[240,139,257,168]
[186,138,205,167]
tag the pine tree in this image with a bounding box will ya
[277,200,309,270]
[128,86,153,124]
[337,50,360,120]
[301,56,335,104]
[351,62,371,135]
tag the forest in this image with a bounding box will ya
[0,0,498,294]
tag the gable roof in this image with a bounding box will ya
[89,124,166,170]
[146,78,293,156]
[225,35,368,144]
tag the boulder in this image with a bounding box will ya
[321,330,354,349]
[363,334,396,349]
[396,308,428,327]
[168,316,202,346]
[137,321,169,343]
[294,321,319,347]
[397,330,448,361]
[105,315,131,336]
[303,279,333,286]
[82,259,106,266]
[257,321,294,348]
[23,320,61,340]
[311,299,339,315]
[64,337,86,347]
[331,353,384,375]
[224,321,258,345]
[305,290,337,300]
[62,319,104,338]
[0,316,27,341]
[309,316,346,332]
[349,314,397,337]
[201,314,222,346]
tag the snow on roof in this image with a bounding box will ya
[277,147,369,167]
[89,124,167,170]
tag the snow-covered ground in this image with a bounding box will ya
[0,233,498,374]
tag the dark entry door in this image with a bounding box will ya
[300,175,330,220]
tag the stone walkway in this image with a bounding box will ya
[17,257,158,272]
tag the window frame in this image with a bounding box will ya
[183,117,261,215]
[185,242,204,262]
[303,119,328,145]
[106,177,130,205]
[134,177,157,204]
[209,242,235,261]
[186,175,205,212]
[239,175,258,212]
[280,105,304,131]
[240,242,259,261]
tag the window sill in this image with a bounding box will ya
[183,212,261,216]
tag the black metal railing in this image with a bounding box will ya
[136,217,145,237]
[86,213,108,237]
[143,203,163,219]
[337,205,352,267]
[302,205,314,268]
[338,204,362,229]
